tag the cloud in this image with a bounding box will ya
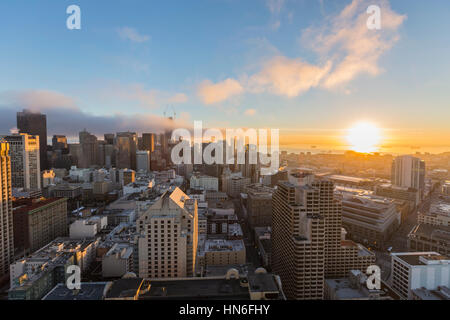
[117,27,150,43]
[197,0,405,103]
[302,0,406,89]
[249,56,332,97]
[244,109,257,116]
[197,79,244,105]
[0,90,77,111]
[0,90,191,140]
[97,82,188,109]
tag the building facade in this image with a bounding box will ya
[1,133,41,190]
[13,198,68,253]
[271,172,375,300]
[137,188,198,279]
[0,141,15,278]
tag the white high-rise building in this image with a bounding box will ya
[391,155,425,191]
[1,133,41,190]
[137,187,198,279]
[0,141,14,278]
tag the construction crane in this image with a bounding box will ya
[163,105,176,120]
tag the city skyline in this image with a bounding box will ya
[0,0,449,154]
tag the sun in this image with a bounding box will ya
[346,122,382,153]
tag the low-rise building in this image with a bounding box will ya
[9,238,99,300]
[390,252,450,300]
[102,243,134,278]
[197,238,246,267]
[408,223,450,256]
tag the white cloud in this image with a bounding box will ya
[301,0,406,89]
[197,79,244,105]
[249,56,332,97]
[117,27,150,43]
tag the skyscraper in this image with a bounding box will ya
[142,133,155,152]
[0,141,15,278]
[1,133,41,190]
[138,188,198,279]
[79,130,99,168]
[391,155,426,191]
[271,171,375,300]
[17,109,48,170]
[116,132,137,170]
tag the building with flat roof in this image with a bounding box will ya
[197,238,246,267]
[245,183,274,228]
[9,238,99,300]
[13,197,68,253]
[375,183,420,211]
[42,282,112,300]
[325,270,397,300]
[271,172,375,300]
[418,196,450,227]
[190,173,219,192]
[139,269,284,300]
[102,243,134,278]
[408,223,450,256]
[335,187,401,249]
[411,286,450,300]
[390,252,450,299]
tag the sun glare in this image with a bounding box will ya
[346,122,382,153]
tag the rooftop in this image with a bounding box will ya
[42,282,110,300]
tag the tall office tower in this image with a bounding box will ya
[17,109,48,170]
[79,130,99,168]
[116,132,138,170]
[136,150,150,172]
[1,134,41,190]
[137,188,198,279]
[0,141,14,278]
[52,135,68,151]
[239,144,260,184]
[104,133,115,145]
[142,133,155,152]
[272,171,374,300]
[391,155,425,191]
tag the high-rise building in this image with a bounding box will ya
[137,188,198,279]
[271,171,375,300]
[136,150,150,172]
[0,141,14,278]
[17,109,48,170]
[79,130,99,168]
[391,155,425,192]
[116,132,138,170]
[1,133,41,190]
[52,135,68,151]
[12,198,68,253]
[142,133,155,153]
